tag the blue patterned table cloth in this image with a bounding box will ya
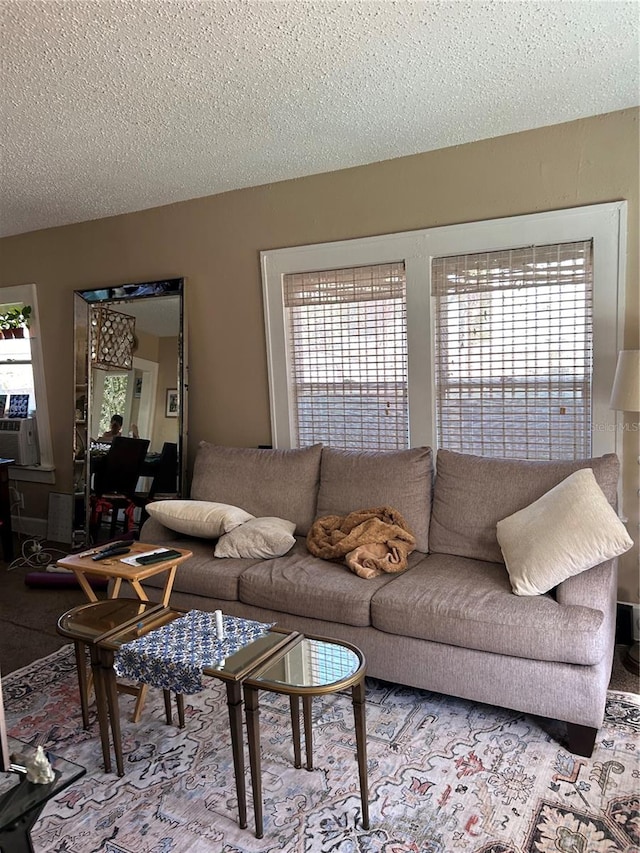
[114,611,275,694]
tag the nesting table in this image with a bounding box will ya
[57,601,300,830]
[243,634,369,838]
[57,600,370,836]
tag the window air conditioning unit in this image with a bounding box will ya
[0,418,39,466]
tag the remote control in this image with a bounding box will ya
[135,549,182,565]
[91,546,131,561]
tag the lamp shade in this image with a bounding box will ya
[609,350,640,412]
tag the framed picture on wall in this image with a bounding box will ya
[165,389,178,418]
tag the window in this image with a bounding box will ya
[262,202,625,461]
[432,241,593,460]
[283,263,408,450]
[0,284,54,479]
[0,322,36,417]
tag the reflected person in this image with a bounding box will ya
[97,414,123,444]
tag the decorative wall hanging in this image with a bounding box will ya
[90,306,136,370]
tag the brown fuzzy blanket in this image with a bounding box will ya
[306,506,416,579]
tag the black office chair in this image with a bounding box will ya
[148,442,178,498]
[131,442,179,528]
[90,436,150,539]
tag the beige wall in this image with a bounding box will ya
[1,108,638,600]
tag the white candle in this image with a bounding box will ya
[215,610,224,639]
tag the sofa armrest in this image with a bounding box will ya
[139,516,182,544]
[555,558,618,613]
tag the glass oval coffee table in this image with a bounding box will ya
[243,634,368,839]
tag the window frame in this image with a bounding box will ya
[0,283,55,481]
[261,201,626,458]
[262,232,431,449]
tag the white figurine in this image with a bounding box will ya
[25,745,55,784]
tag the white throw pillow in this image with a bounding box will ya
[214,517,296,559]
[496,468,633,596]
[146,500,255,538]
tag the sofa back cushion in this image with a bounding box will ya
[190,443,322,536]
[316,446,433,553]
[429,449,620,563]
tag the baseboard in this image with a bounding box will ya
[10,514,49,541]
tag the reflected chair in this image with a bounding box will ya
[148,442,178,498]
[131,442,179,527]
[90,436,150,540]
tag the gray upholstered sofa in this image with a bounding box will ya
[139,442,624,757]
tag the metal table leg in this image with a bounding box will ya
[87,645,112,774]
[225,681,247,829]
[302,695,313,771]
[244,684,264,838]
[352,677,369,830]
[290,695,302,769]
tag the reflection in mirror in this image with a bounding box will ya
[73,278,186,546]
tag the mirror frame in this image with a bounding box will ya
[73,277,187,547]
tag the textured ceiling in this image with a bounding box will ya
[1,0,638,238]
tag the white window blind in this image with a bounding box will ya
[432,241,593,460]
[283,262,408,450]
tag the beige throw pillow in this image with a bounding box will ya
[496,468,633,596]
[146,500,254,538]
[214,517,296,559]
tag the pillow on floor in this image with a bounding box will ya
[214,517,296,559]
[496,468,633,596]
[146,500,254,538]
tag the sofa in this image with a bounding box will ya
[138,442,630,757]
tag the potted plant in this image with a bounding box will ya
[0,306,31,338]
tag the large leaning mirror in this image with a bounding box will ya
[73,278,187,547]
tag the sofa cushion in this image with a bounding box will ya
[496,468,633,596]
[146,499,254,538]
[429,449,620,563]
[316,446,433,553]
[214,517,296,559]
[239,542,426,627]
[190,443,322,535]
[371,552,607,665]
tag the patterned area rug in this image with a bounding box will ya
[3,645,639,852]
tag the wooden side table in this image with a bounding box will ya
[56,541,192,607]
[243,634,369,838]
[56,542,192,722]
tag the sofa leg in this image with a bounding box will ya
[566,722,597,757]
